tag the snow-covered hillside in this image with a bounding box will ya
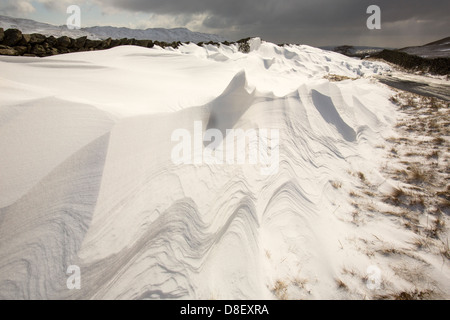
[0,39,448,300]
[83,26,225,43]
[0,15,226,42]
[400,37,450,59]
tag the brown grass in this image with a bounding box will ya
[331,180,342,189]
[324,74,356,82]
[432,137,445,146]
[335,278,348,290]
[357,172,366,182]
[383,187,406,206]
[272,280,288,300]
[407,166,432,184]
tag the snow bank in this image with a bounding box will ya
[1,39,447,299]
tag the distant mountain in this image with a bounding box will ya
[399,37,450,58]
[0,15,100,39]
[83,26,225,43]
[0,15,226,43]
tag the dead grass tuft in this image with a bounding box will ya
[384,187,406,206]
[335,278,348,290]
[331,180,342,189]
[272,280,288,300]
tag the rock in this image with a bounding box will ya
[85,39,101,48]
[74,36,87,48]
[0,46,18,56]
[84,39,95,48]
[57,47,69,54]
[102,38,112,48]
[45,36,57,46]
[96,39,110,49]
[0,28,4,42]
[57,36,71,48]
[110,39,121,47]
[19,34,31,45]
[29,33,47,44]
[3,29,23,46]
[15,46,28,55]
[47,48,59,56]
[31,44,46,56]
[135,40,150,47]
[120,38,133,45]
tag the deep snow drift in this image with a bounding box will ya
[0,39,448,299]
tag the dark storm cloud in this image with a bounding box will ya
[102,0,450,47]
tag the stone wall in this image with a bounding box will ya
[0,29,251,58]
[0,28,188,57]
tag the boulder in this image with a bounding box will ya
[74,36,87,48]
[45,36,57,46]
[57,47,69,54]
[57,36,71,48]
[47,48,59,56]
[110,39,121,47]
[0,28,4,42]
[135,40,149,47]
[3,29,23,46]
[85,39,101,48]
[96,38,111,49]
[0,45,18,56]
[15,46,28,55]
[120,38,134,45]
[102,38,112,48]
[29,33,47,44]
[31,44,46,56]
[19,34,31,45]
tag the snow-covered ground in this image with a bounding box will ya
[0,39,448,299]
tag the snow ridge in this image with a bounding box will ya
[0,39,448,299]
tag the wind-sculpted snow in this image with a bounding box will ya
[1,39,448,299]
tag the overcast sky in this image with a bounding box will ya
[1,0,449,47]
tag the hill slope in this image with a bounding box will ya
[400,36,450,58]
